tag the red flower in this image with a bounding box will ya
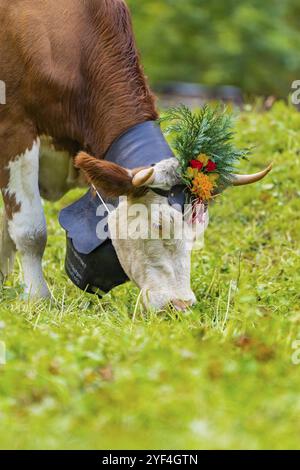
[206,160,217,172]
[190,160,204,170]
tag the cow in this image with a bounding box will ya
[0,0,271,309]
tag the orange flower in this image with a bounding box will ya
[191,173,215,201]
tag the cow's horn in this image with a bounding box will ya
[132,167,155,187]
[231,163,273,186]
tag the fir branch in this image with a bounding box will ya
[160,104,249,189]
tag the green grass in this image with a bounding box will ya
[0,102,300,450]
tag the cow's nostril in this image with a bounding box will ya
[171,299,190,311]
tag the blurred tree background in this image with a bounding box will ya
[127,0,300,97]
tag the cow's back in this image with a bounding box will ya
[0,0,156,153]
[0,0,121,136]
[0,0,88,104]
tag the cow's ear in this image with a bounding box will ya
[75,152,153,197]
[75,152,133,197]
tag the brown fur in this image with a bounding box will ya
[75,152,134,197]
[0,0,158,215]
[75,152,147,197]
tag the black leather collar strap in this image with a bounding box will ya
[105,120,174,169]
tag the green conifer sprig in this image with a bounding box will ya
[160,105,249,188]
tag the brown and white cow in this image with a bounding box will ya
[0,0,270,308]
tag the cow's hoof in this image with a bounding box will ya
[22,284,51,301]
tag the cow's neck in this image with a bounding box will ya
[80,0,158,157]
[84,89,158,158]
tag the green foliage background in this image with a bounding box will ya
[127,0,300,97]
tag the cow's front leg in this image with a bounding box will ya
[2,140,50,298]
[0,211,16,283]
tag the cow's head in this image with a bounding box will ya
[75,152,272,310]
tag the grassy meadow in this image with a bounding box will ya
[0,102,299,449]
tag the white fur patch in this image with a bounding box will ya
[4,140,49,297]
[109,191,200,309]
[149,158,181,189]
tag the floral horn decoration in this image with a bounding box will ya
[160,105,272,204]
